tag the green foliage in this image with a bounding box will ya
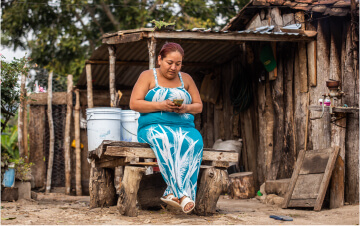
[1,122,20,160]
[0,55,31,131]
[13,158,33,182]
[151,19,176,31]
[1,0,248,82]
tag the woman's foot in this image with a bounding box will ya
[180,196,195,213]
[160,193,181,208]
[162,193,180,204]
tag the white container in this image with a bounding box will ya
[121,110,140,142]
[86,107,122,152]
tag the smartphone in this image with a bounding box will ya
[172,99,184,107]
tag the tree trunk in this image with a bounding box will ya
[45,71,54,194]
[117,166,146,217]
[194,167,229,216]
[229,172,255,199]
[89,160,117,208]
[64,74,73,195]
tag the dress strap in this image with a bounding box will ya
[153,68,159,87]
[178,72,185,88]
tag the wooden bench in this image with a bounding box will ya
[88,140,239,217]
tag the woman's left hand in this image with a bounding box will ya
[173,104,188,114]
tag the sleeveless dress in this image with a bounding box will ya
[137,68,204,201]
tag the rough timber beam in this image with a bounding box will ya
[102,31,316,44]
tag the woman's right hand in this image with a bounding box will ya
[158,99,178,112]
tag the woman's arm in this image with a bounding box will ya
[174,73,203,114]
[129,71,179,113]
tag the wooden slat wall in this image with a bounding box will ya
[226,12,359,202]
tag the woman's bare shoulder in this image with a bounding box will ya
[180,72,195,88]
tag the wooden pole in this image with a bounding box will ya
[147,37,157,68]
[108,45,116,107]
[145,37,157,175]
[23,90,28,163]
[18,72,26,158]
[64,74,73,195]
[74,89,82,196]
[86,64,94,108]
[46,71,55,194]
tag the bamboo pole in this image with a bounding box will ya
[108,45,116,107]
[46,71,55,194]
[18,72,26,158]
[86,64,94,108]
[74,89,82,196]
[64,74,73,195]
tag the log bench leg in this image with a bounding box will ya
[117,166,146,217]
[195,167,229,216]
[89,160,117,208]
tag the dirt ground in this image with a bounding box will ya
[1,191,359,225]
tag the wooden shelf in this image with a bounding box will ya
[309,105,359,113]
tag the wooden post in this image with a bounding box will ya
[86,64,94,108]
[23,90,28,163]
[117,166,146,217]
[64,74,73,195]
[195,167,229,216]
[18,72,26,158]
[147,37,157,69]
[108,45,116,107]
[308,41,317,87]
[299,42,308,93]
[74,89,82,196]
[46,71,55,194]
[145,37,157,175]
[89,160,117,208]
[265,75,275,180]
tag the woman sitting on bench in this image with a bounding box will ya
[130,42,203,214]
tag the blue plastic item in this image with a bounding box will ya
[2,168,15,187]
[270,215,293,221]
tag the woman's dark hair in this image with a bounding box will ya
[158,42,184,59]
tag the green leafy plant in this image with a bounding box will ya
[1,55,31,131]
[1,122,20,160]
[150,20,176,31]
[13,158,33,182]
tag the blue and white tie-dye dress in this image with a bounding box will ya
[137,68,204,201]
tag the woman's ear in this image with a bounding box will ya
[157,55,162,66]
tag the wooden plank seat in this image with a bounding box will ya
[88,140,239,217]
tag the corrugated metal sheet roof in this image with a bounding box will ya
[77,28,311,89]
[222,0,356,31]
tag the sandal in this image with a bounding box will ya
[180,196,195,214]
[160,194,180,208]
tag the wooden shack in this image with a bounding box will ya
[27,0,358,205]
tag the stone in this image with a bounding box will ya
[260,183,266,195]
[15,181,31,200]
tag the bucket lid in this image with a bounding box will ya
[86,107,122,114]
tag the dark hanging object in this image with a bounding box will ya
[229,65,253,114]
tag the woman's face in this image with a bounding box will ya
[158,51,183,80]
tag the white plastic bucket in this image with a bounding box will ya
[86,107,122,152]
[121,110,140,142]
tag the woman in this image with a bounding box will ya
[130,42,203,214]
